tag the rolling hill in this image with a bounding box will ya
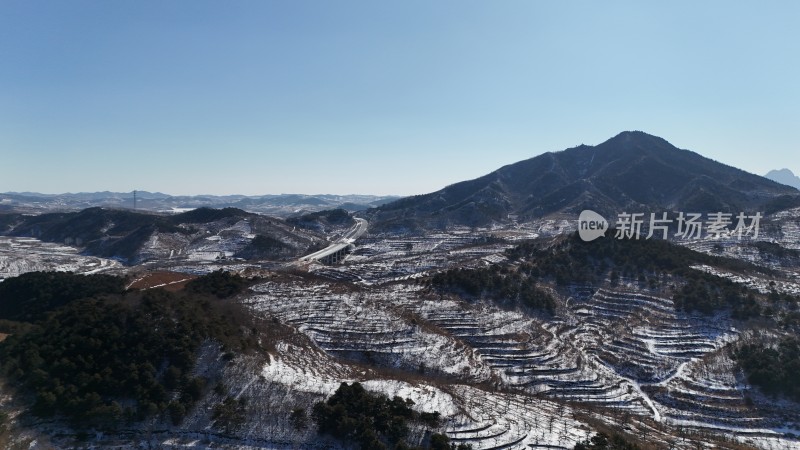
[0,191,398,216]
[0,207,326,264]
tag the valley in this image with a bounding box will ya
[1,207,799,449]
[1,133,800,449]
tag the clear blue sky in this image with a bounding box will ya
[2,1,798,196]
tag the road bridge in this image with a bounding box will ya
[298,218,367,264]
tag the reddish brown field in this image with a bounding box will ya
[127,271,198,292]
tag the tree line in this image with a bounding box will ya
[429,265,556,313]
[504,232,799,319]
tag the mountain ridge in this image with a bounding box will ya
[0,192,398,217]
[369,131,800,231]
[0,207,326,264]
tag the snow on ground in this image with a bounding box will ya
[241,271,800,449]
[258,347,460,417]
[0,236,122,279]
[690,264,800,296]
[5,217,800,449]
[249,335,593,449]
[247,280,493,380]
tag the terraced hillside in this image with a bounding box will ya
[0,236,121,280]
[2,206,799,449]
[240,267,798,449]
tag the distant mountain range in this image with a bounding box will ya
[4,132,798,235]
[368,131,800,231]
[0,191,398,216]
[765,168,800,190]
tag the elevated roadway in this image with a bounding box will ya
[299,218,367,263]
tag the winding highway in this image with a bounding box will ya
[299,218,368,262]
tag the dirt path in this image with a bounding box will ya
[127,271,197,291]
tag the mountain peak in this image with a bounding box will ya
[601,130,675,150]
[611,130,660,139]
[769,168,796,176]
[765,168,800,190]
[371,132,800,230]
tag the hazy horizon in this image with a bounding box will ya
[2,1,798,196]
[1,190,401,198]
[2,143,799,199]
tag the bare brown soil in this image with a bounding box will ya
[128,271,198,292]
